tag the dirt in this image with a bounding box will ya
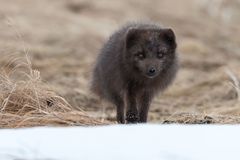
[0,0,240,124]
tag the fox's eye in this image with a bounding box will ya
[157,52,164,59]
[135,52,145,60]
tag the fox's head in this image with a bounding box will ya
[124,27,177,79]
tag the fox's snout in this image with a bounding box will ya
[137,59,161,78]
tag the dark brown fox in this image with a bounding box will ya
[91,22,178,124]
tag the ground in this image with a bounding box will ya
[0,0,240,125]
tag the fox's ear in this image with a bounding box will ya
[160,28,176,49]
[125,27,142,49]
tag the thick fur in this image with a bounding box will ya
[91,22,178,123]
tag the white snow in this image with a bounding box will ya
[0,125,239,160]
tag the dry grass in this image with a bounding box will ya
[225,69,240,101]
[0,55,109,128]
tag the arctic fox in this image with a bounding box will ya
[91,22,178,123]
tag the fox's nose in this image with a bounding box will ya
[147,67,156,77]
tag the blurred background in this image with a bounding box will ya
[0,0,240,123]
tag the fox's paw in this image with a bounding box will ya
[126,111,139,124]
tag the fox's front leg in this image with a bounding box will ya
[108,90,125,124]
[138,91,153,123]
[126,85,139,123]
